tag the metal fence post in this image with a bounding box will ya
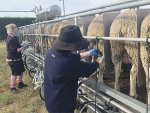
[25,26,28,41]
[75,17,80,53]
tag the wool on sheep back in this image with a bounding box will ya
[110,9,137,66]
[51,23,59,41]
[44,24,53,52]
[87,14,104,53]
[58,20,68,34]
[35,24,45,54]
[80,26,84,36]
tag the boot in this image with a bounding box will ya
[10,88,19,94]
[18,82,28,88]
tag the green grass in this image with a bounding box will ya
[0,42,47,113]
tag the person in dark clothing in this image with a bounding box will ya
[44,25,101,113]
[5,23,29,94]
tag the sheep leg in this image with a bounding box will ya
[98,57,105,83]
[148,78,150,106]
[129,64,138,99]
[114,60,122,91]
[92,56,94,62]
[145,68,150,105]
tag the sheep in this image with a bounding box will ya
[140,14,150,105]
[19,29,24,42]
[35,24,45,54]
[110,9,138,98]
[80,26,84,36]
[51,23,59,42]
[44,24,53,54]
[58,20,68,34]
[86,14,105,83]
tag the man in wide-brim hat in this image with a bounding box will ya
[44,25,101,113]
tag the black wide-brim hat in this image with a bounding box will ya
[51,25,90,51]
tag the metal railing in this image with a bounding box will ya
[64,0,139,17]
[18,0,150,28]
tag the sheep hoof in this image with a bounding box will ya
[129,93,138,99]
[98,81,104,84]
[114,86,120,91]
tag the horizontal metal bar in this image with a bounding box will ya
[82,95,108,113]
[18,0,150,28]
[86,78,150,113]
[20,34,150,43]
[0,11,34,12]
[84,36,149,42]
[21,34,59,37]
[65,0,138,16]
[81,83,134,113]
[78,97,100,113]
[23,50,44,62]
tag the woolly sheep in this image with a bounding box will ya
[110,9,138,98]
[86,14,105,82]
[44,24,53,53]
[35,24,45,54]
[140,14,150,105]
[58,20,68,34]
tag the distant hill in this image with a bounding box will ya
[0,17,35,40]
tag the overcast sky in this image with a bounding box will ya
[0,0,150,17]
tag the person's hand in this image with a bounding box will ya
[97,56,103,63]
[21,43,25,47]
[89,49,101,56]
[22,44,29,49]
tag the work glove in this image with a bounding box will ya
[22,44,29,49]
[89,49,101,56]
[97,56,103,63]
[99,56,103,59]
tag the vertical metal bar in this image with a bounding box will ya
[95,37,98,113]
[17,28,21,42]
[75,17,79,54]
[36,15,37,23]
[75,17,80,100]
[45,13,47,21]
[63,0,65,16]
[146,43,150,113]
[75,17,78,26]
[25,26,27,41]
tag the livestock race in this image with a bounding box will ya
[1,0,150,113]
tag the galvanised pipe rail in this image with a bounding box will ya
[78,97,101,113]
[21,34,150,43]
[0,11,35,12]
[65,0,139,16]
[18,0,150,28]
[81,83,134,113]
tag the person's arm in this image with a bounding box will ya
[11,45,28,53]
[80,49,101,59]
[17,47,23,52]
[66,58,99,78]
[20,43,25,47]
[80,51,90,59]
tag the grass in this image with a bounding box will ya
[0,42,47,113]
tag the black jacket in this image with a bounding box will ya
[44,48,99,113]
[6,35,21,59]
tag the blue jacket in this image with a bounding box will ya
[44,48,99,113]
